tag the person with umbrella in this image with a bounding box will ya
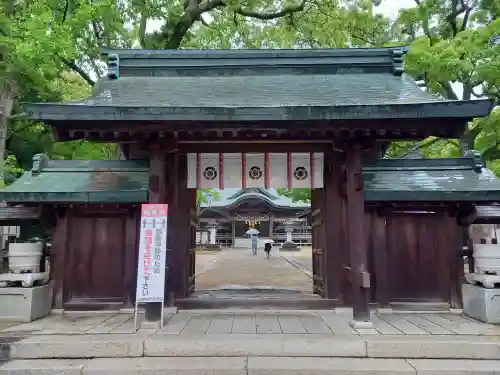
[246,227,260,255]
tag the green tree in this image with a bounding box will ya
[386,1,500,166]
[197,188,221,206]
[0,0,130,184]
[276,188,311,203]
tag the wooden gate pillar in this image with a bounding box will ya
[323,150,344,300]
[145,144,168,322]
[344,142,371,327]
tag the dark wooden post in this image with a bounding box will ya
[344,142,371,326]
[145,144,167,322]
[323,150,344,300]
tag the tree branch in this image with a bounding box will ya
[59,57,95,86]
[439,80,459,100]
[395,137,440,158]
[460,6,472,31]
[164,0,307,49]
[138,0,148,48]
[234,0,306,20]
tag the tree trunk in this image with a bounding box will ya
[0,97,14,185]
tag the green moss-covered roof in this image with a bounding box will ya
[364,157,500,202]
[0,157,148,203]
[2,153,500,204]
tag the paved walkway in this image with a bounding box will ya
[2,310,500,336]
[195,248,313,293]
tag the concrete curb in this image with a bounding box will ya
[2,334,500,360]
[365,335,500,359]
[145,334,366,357]
[2,358,500,375]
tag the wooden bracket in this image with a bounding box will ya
[344,266,371,288]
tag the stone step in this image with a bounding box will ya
[2,334,500,361]
[2,357,500,375]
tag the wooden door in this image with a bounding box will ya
[386,212,453,303]
[311,189,326,297]
[63,210,134,310]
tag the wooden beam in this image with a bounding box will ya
[345,141,371,323]
[50,118,465,142]
[179,142,333,153]
[145,144,167,322]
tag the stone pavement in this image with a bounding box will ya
[2,310,500,336]
[195,248,313,293]
[2,311,500,373]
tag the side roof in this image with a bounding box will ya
[23,47,492,123]
[0,154,149,203]
[2,152,500,204]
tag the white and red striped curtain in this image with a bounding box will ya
[187,153,324,189]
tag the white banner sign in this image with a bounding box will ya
[135,204,168,303]
[187,152,324,189]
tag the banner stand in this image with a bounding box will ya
[133,204,169,333]
[133,301,165,333]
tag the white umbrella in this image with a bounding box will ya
[246,228,260,235]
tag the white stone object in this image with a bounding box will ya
[285,229,293,243]
[0,271,50,288]
[473,243,500,275]
[209,227,217,244]
[465,272,500,289]
[462,283,500,324]
[0,283,52,322]
[8,242,44,273]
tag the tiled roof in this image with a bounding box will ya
[0,157,148,203]
[24,48,492,122]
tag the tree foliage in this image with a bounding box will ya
[197,188,221,206]
[386,1,500,165]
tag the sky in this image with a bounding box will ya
[374,0,416,19]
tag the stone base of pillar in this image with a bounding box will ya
[280,242,300,251]
[349,319,373,329]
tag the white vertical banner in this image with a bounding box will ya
[269,153,287,188]
[187,154,197,188]
[245,153,266,188]
[134,204,168,332]
[199,153,219,188]
[313,153,324,188]
[290,153,311,188]
[223,153,243,188]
